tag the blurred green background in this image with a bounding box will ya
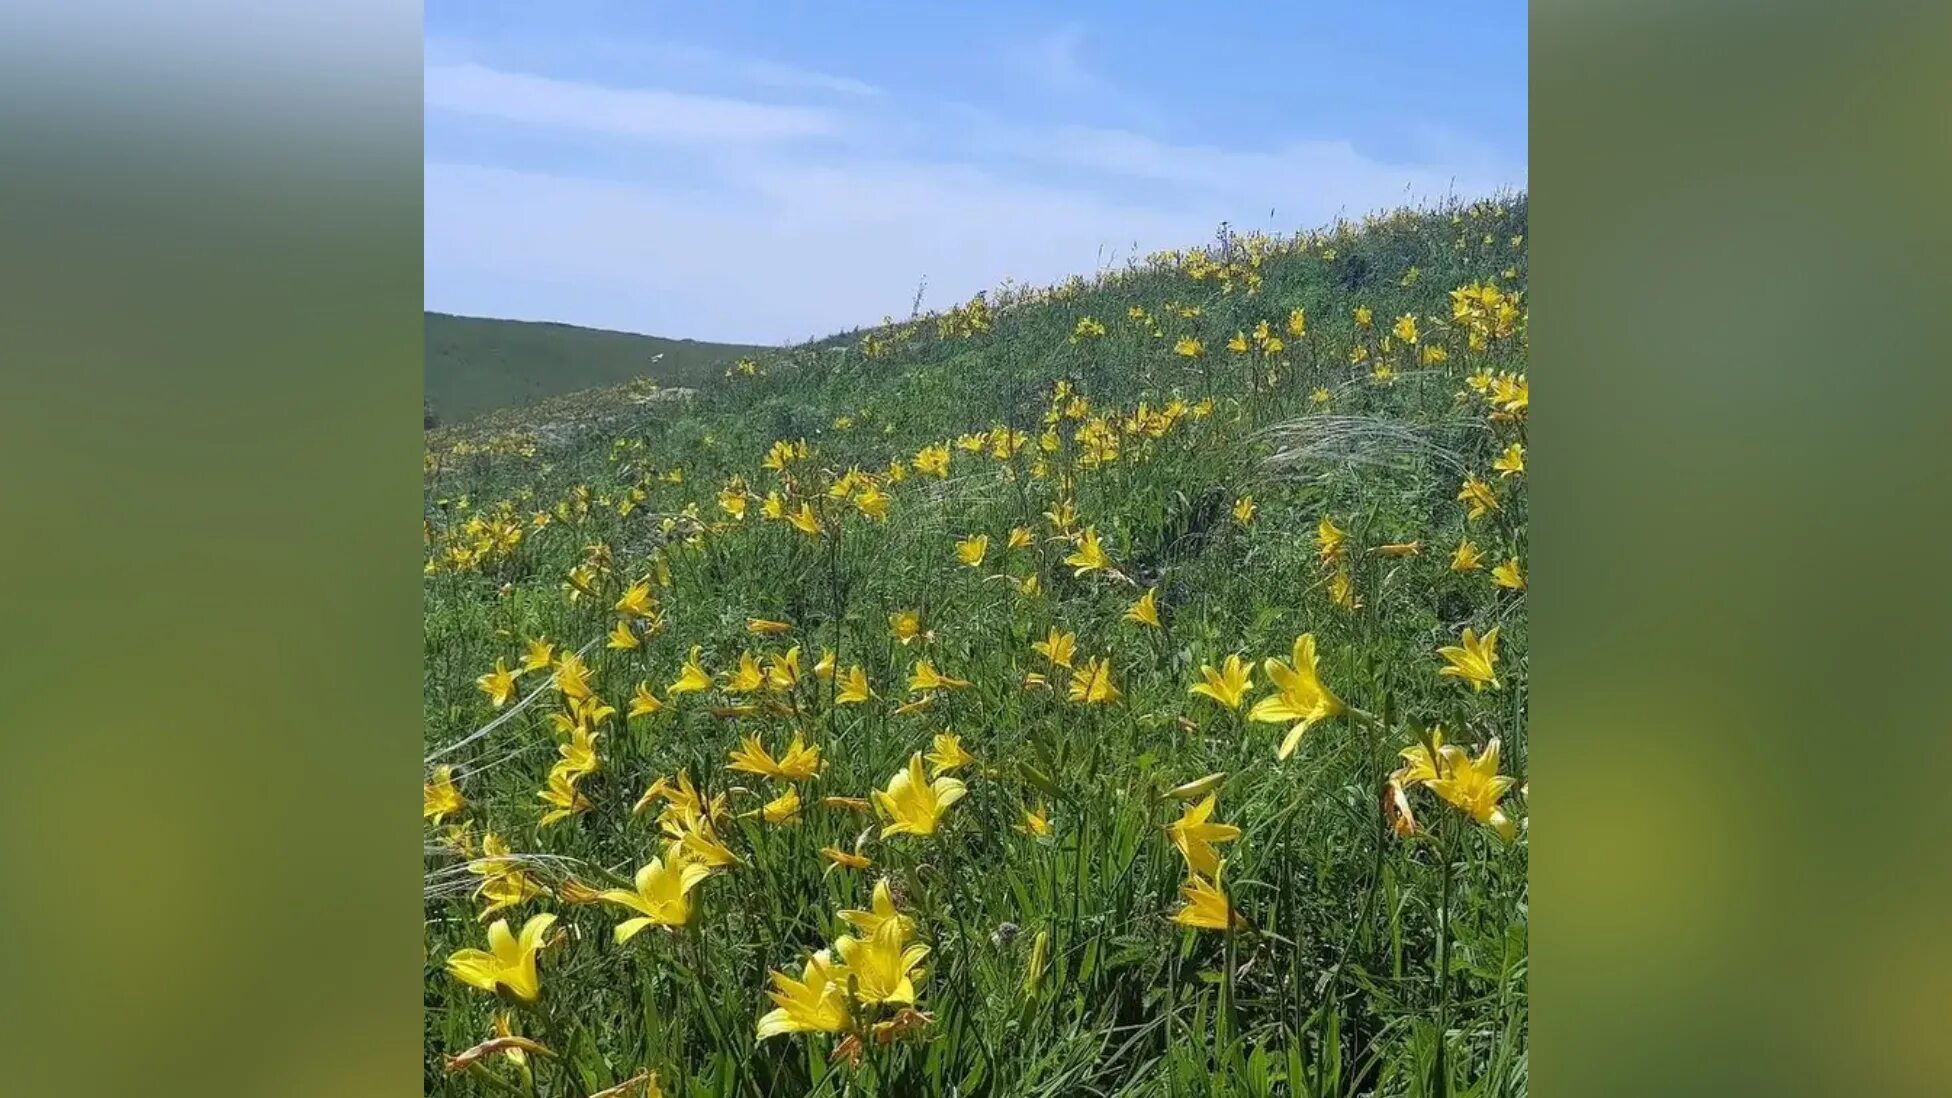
[1,2,1949,1095]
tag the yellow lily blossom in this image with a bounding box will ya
[834,917,930,1005]
[1067,657,1121,705]
[1232,496,1257,526]
[1125,587,1162,628]
[1032,627,1077,669]
[1173,865,1238,932]
[1492,557,1526,590]
[724,651,766,694]
[446,913,557,1003]
[756,950,852,1039]
[668,647,712,695]
[1007,526,1034,550]
[814,648,836,680]
[1451,539,1485,572]
[1428,738,1518,841]
[839,877,912,938]
[1493,442,1525,478]
[766,646,803,690]
[1392,313,1420,344]
[1249,633,1347,760]
[873,753,966,837]
[1458,476,1499,520]
[821,845,872,873]
[1437,626,1501,691]
[908,660,972,693]
[1189,654,1254,712]
[537,766,592,827]
[786,502,824,538]
[955,534,989,568]
[835,665,876,704]
[912,443,950,478]
[754,786,803,824]
[1020,804,1052,837]
[1375,540,1422,557]
[424,765,465,825]
[616,581,656,619]
[925,731,977,773]
[600,848,712,942]
[477,659,518,709]
[1166,793,1241,877]
[1064,527,1112,575]
[728,732,822,782]
[1327,567,1362,611]
[747,617,792,636]
[890,609,923,645]
[606,620,640,650]
[1316,517,1346,566]
[519,637,555,673]
[628,681,664,718]
[552,650,592,702]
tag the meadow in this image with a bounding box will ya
[423,196,1528,1097]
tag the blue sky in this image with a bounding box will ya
[425,1,1527,345]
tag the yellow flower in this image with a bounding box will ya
[1309,386,1331,406]
[519,637,555,673]
[925,732,977,773]
[1173,864,1239,932]
[955,534,989,568]
[1493,442,1525,478]
[821,845,872,873]
[1451,539,1485,572]
[1392,727,1447,786]
[853,483,891,520]
[786,502,824,538]
[1067,657,1121,705]
[1125,587,1162,628]
[616,581,656,619]
[668,647,712,694]
[1249,634,1346,760]
[1232,496,1257,526]
[537,766,592,827]
[600,847,712,941]
[1375,540,1422,557]
[552,650,592,701]
[839,877,912,938]
[912,443,950,478]
[766,646,803,691]
[814,648,836,680]
[755,786,804,824]
[873,753,967,837]
[1189,653,1254,712]
[424,765,465,825]
[1354,305,1373,328]
[607,619,641,650]
[890,610,923,645]
[1064,527,1112,576]
[909,660,972,694]
[1166,793,1240,877]
[1437,626,1501,691]
[1392,314,1420,344]
[1327,567,1362,611]
[836,665,877,704]
[1285,307,1307,337]
[628,681,664,718]
[1007,526,1034,551]
[1174,336,1205,359]
[1458,476,1499,520]
[724,651,766,694]
[477,659,518,709]
[447,913,556,1003]
[1020,804,1052,837]
[834,917,930,1005]
[1226,331,1249,354]
[1316,516,1346,566]
[756,950,852,1038]
[748,617,792,636]
[1428,738,1518,841]
[1032,627,1077,669]
[1492,557,1526,590]
[556,724,600,778]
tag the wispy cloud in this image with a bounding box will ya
[424,62,839,143]
[1008,23,1100,94]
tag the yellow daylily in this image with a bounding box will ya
[955,534,989,568]
[607,620,641,650]
[724,652,766,694]
[537,766,592,827]
[839,877,912,938]
[1165,793,1241,877]
[1458,476,1499,520]
[424,765,465,825]
[836,665,876,704]
[834,918,930,1005]
[754,786,803,824]
[1493,442,1525,478]
[748,617,793,636]
[1451,539,1485,572]
[478,660,518,709]
[924,732,976,773]
[1436,626,1501,691]
[446,913,557,1003]
[1232,496,1257,526]
[1067,657,1121,705]
[1428,738,1518,841]
[786,502,824,538]
[668,647,712,695]
[890,610,923,645]
[519,637,555,673]
[1064,527,1112,575]
[756,950,852,1038]
[1316,517,1346,566]
[1249,634,1347,760]
[1032,627,1077,669]
[1189,654,1254,712]
[1162,772,1227,801]
[1019,804,1052,837]
[873,753,967,837]
[1492,557,1526,590]
[628,681,664,718]
[1007,526,1034,550]
[727,732,822,782]
[1125,587,1162,628]
[908,660,972,693]
[616,581,656,619]
[599,847,712,941]
[1172,865,1239,932]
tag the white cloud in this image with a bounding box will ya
[423,62,838,143]
[1008,23,1100,94]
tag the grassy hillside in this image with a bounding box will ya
[424,312,767,425]
[423,197,1528,1097]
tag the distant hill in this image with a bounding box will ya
[424,312,768,425]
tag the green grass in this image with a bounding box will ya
[425,311,768,426]
[424,195,1527,1097]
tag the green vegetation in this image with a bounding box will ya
[425,312,767,426]
[424,196,1527,1097]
